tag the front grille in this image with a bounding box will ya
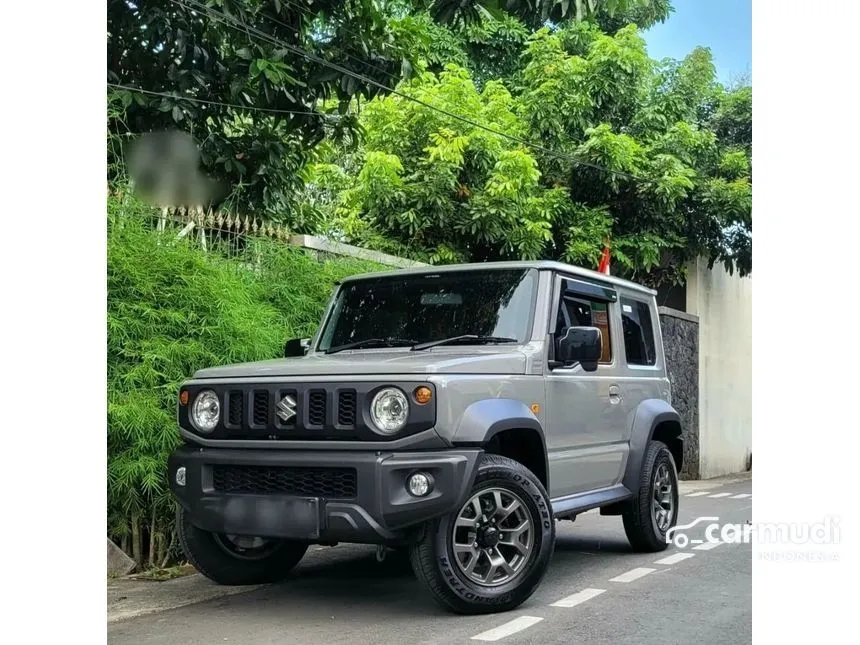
[183,381,434,441]
[212,465,357,498]
[308,390,326,426]
[252,390,269,426]
[228,391,244,426]
[338,390,357,426]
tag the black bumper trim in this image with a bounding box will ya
[168,445,483,544]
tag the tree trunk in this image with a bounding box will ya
[148,511,157,569]
[159,530,176,569]
[131,515,142,566]
[155,532,165,569]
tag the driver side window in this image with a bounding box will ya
[553,288,612,364]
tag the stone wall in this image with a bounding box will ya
[658,307,700,480]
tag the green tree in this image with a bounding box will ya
[108,1,672,218]
[107,0,548,218]
[303,65,570,263]
[305,19,751,285]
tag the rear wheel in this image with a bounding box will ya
[622,440,679,552]
[177,507,308,585]
[409,454,555,614]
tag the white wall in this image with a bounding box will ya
[687,258,753,479]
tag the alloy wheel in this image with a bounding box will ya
[652,463,674,532]
[451,487,534,587]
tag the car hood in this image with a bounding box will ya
[192,348,528,379]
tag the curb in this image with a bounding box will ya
[108,573,263,624]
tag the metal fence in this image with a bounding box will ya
[127,203,428,269]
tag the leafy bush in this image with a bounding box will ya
[107,195,382,568]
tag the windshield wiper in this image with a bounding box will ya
[411,335,519,351]
[325,337,418,355]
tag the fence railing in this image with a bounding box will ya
[148,205,428,269]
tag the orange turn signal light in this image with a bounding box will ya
[414,386,433,405]
[530,403,540,414]
[179,390,189,406]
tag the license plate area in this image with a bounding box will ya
[236,496,321,540]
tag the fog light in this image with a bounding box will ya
[407,472,433,497]
[175,466,186,487]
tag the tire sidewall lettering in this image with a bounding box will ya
[432,458,554,606]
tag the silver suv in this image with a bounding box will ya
[169,261,683,614]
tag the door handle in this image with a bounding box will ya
[609,384,622,404]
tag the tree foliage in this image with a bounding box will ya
[109,0,427,215]
[305,18,752,284]
[108,0,671,218]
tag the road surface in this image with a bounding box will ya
[109,476,752,644]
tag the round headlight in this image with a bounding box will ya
[191,390,220,433]
[370,387,409,434]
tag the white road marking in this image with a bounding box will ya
[693,541,722,551]
[551,588,606,608]
[609,567,657,583]
[709,493,732,498]
[471,616,544,641]
[654,552,696,565]
[685,491,711,497]
[730,493,752,499]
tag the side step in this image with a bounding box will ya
[550,484,633,518]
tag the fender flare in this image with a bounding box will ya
[453,398,549,488]
[621,399,683,492]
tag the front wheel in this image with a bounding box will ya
[409,454,555,614]
[622,440,679,552]
[177,507,308,585]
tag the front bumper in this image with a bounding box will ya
[168,445,482,544]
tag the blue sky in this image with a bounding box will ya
[643,0,752,85]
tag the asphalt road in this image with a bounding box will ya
[109,477,752,645]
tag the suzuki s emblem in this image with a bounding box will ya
[276,394,297,422]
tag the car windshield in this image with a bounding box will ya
[317,268,538,352]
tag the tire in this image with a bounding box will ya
[177,507,309,585]
[409,454,555,615]
[622,440,679,552]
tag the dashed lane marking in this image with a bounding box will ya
[654,552,696,565]
[730,493,752,499]
[471,616,544,641]
[685,492,711,497]
[609,567,657,583]
[550,588,606,608]
[692,541,723,551]
[709,493,732,498]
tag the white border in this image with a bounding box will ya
[3,2,107,642]
[754,0,859,640]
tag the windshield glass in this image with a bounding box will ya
[317,269,538,352]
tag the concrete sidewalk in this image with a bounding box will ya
[108,573,264,623]
[107,471,751,624]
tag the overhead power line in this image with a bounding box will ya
[107,82,342,118]
[259,0,401,81]
[169,0,642,181]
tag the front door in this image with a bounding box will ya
[544,275,630,499]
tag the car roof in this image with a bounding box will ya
[337,260,657,296]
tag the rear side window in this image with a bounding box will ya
[621,298,656,366]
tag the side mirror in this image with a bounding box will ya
[284,338,310,358]
[556,326,602,372]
